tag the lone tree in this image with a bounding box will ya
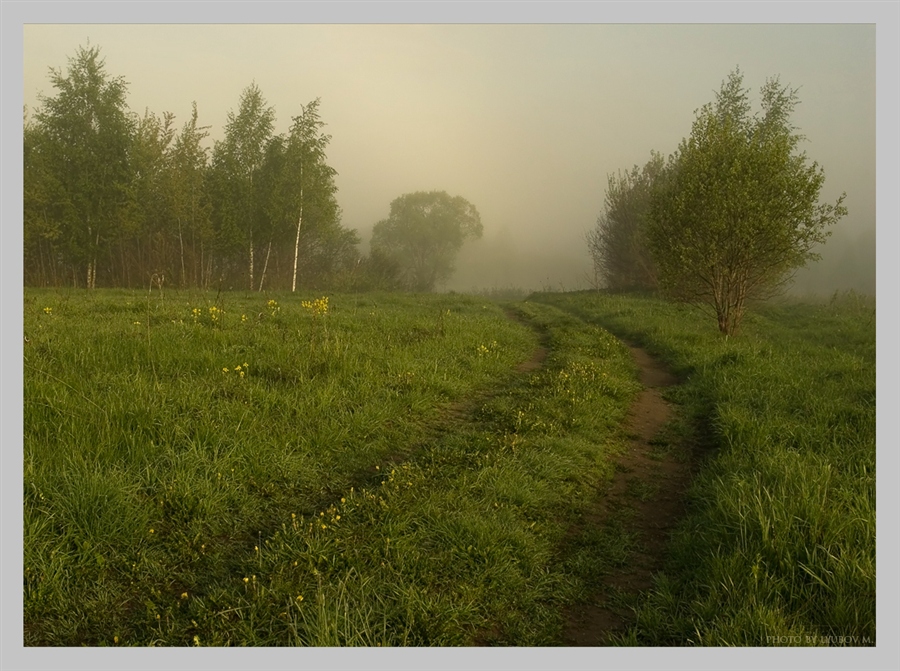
[370,191,483,291]
[647,69,847,335]
[587,151,665,292]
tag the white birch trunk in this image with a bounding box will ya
[249,234,254,291]
[178,218,186,288]
[258,240,272,292]
[291,183,303,293]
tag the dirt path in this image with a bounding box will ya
[562,342,692,646]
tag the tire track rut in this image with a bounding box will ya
[562,342,692,646]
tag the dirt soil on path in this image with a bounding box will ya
[562,343,692,646]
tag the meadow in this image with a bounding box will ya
[23,288,641,646]
[22,287,875,646]
[533,290,876,646]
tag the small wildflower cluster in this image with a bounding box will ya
[379,463,417,492]
[42,307,52,315]
[301,296,329,317]
[267,299,280,316]
[190,305,224,326]
[551,359,630,406]
[558,360,606,384]
[281,493,353,540]
[316,502,343,530]
[476,340,499,357]
[514,407,556,435]
[241,573,259,598]
[395,371,416,388]
[222,362,250,379]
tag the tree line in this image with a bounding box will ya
[588,68,848,335]
[24,45,482,293]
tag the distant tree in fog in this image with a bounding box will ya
[370,191,483,292]
[647,68,847,335]
[587,152,664,292]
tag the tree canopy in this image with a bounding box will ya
[370,191,483,292]
[281,98,349,292]
[28,45,133,288]
[208,82,276,289]
[646,69,847,335]
[24,45,358,291]
[587,151,664,292]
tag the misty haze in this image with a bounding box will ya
[22,23,875,296]
[17,14,882,656]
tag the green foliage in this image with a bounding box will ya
[370,191,484,292]
[27,45,134,287]
[587,152,664,291]
[166,102,215,288]
[647,69,848,335]
[280,98,356,291]
[121,109,177,274]
[24,47,220,291]
[208,83,276,288]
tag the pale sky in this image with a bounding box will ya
[16,12,882,291]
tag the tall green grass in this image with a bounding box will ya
[534,290,876,646]
[23,289,639,646]
[27,287,873,646]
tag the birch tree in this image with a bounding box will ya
[283,98,340,292]
[31,45,133,288]
[167,102,212,287]
[209,83,275,289]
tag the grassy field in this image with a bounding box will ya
[22,287,876,647]
[533,290,876,646]
[23,288,641,646]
